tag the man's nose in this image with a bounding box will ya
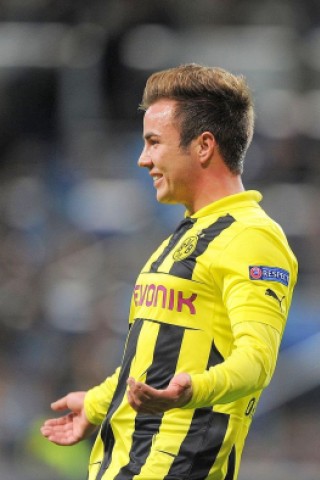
[138,151,152,168]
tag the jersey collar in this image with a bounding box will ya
[186,190,263,219]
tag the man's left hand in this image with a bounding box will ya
[127,373,193,414]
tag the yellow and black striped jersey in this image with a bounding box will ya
[84,190,298,480]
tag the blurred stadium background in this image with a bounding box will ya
[0,1,319,479]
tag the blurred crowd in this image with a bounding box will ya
[0,1,319,479]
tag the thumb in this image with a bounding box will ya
[166,373,193,408]
[51,396,69,412]
[169,373,192,390]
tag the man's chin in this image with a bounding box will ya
[156,194,178,205]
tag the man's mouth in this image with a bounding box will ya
[153,175,162,186]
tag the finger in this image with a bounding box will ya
[127,377,135,387]
[42,424,73,437]
[51,396,69,411]
[41,419,77,445]
[129,379,162,398]
[41,413,72,427]
[169,373,192,392]
[41,420,66,434]
[127,389,140,410]
[41,428,77,446]
[127,388,168,414]
[127,389,151,412]
[40,426,53,437]
[133,388,153,402]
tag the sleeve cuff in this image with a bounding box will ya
[84,389,106,426]
[182,372,216,410]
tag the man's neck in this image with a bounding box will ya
[186,173,244,215]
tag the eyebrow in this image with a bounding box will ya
[143,132,159,140]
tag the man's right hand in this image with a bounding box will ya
[40,391,97,445]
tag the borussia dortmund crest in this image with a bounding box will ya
[173,235,199,261]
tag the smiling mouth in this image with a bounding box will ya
[153,175,163,186]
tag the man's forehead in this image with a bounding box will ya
[144,100,176,121]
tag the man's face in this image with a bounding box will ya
[138,99,198,209]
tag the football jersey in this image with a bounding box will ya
[85,190,298,480]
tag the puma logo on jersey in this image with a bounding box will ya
[265,288,285,311]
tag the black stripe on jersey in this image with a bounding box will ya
[95,319,144,480]
[162,409,229,480]
[114,320,185,480]
[188,411,230,480]
[164,338,226,479]
[207,337,225,366]
[150,217,196,273]
[169,214,235,280]
[225,445,236,480]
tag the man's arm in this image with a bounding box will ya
[185,320,280,408]
[127,321,280,413]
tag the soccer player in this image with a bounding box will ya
[41,64,298,480]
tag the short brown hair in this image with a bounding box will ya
[140,63,254,174]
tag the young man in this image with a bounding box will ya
[41,64,298,480]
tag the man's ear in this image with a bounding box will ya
[197,131,216,166]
